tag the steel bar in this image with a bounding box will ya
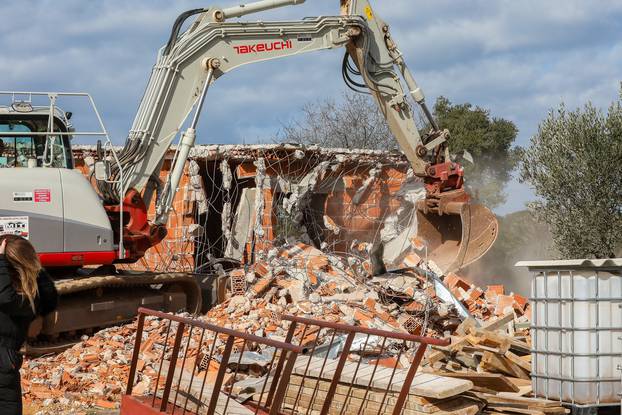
[152,319,173,407]
[182,327,206,414]
[266,320,298,406]
[305,330,336,415]
[392,343,428,415]
[206,336,235,415]
[320,331,355,415]
[126,312,146,396]
[172,325,194,414]
[357,336,387,414]
[160,321,186,412]
[269,350,300,415]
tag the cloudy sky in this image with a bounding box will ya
[1,1,620,213]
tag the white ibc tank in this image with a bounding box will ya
[516,259,622,405]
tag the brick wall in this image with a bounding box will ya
[73,156,197,272]
[72,146,410,273]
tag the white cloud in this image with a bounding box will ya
[0,0,620,213]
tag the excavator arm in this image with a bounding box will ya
[342,0,499,272]
[97,0,498,273]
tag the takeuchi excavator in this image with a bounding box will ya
[0,0,497,351]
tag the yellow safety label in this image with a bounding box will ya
[365,5,373,20]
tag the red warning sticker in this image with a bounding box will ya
[34,189,51,203]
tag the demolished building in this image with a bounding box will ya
[73,144,421,279]
[18,144,534,414]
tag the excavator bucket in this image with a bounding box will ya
[415,201,498,274]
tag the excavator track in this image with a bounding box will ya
[24,272,201,356]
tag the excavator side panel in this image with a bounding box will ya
[0,168,115,267]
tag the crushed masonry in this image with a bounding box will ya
[71,144,413,274]
[23,241,534,413]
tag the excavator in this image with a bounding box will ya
[0,0,497,351]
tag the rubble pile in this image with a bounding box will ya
[207,242,464,339]
[22,324,138,412]
[442,273,531,321]
[22,314,207,413]
[22,241,538,414]
[205,242,530,340]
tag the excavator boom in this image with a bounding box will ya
[95,0,497,272]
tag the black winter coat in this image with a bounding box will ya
[0,255,58,349]
[0,255,58,414]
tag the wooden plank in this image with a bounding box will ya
[505,351,532,373]
[425,313,514,365]
[488,404,568,415]
[286,375,481,415]
[288,377,449,412]
[488,405,545,415]
[463,344,502,354]
[293,357,473,399]
[509,339,531,355]
[470,330,511,353]
[483,313,515,331]
[453,352,480,370]
[503,378,533,397]
[480,393,564,408]
[437,372,519,393]
[481,352,529,379]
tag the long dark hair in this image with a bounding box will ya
[0,235,40,312]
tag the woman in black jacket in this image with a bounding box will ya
[0,235,58,415]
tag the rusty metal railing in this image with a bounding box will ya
[270,315,450,415]
[122,307,305,415]
[121,308,449,415]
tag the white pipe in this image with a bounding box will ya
[222,0,305,19]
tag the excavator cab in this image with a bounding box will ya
[0,95,75,170]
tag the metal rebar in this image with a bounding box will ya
[339,334,370,415]
[206,336,235,415]
[320,331,355,415]
[172,325,194,414]
[392,342,428,415]
[153,318,173,406]
[269,350,300,415]
[183,327,206,414]
[266,320,299,406]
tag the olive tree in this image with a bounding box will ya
[520,91,622,258]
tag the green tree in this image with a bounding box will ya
[520,91,622,258]
[433,96,519,208]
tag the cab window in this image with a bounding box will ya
[0,123,68,168]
